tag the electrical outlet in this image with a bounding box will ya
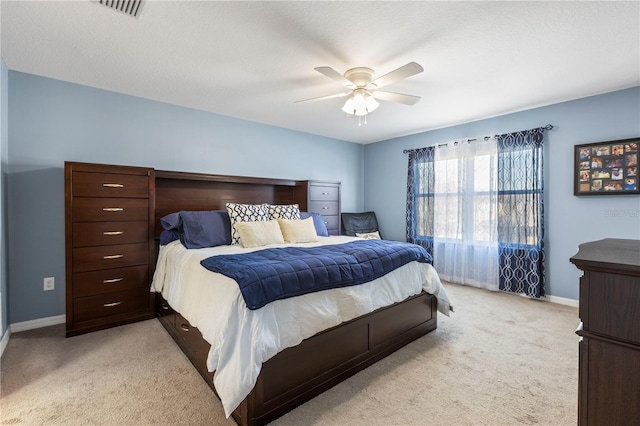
[44,277,55,291]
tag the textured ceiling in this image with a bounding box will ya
[1,1,639,144]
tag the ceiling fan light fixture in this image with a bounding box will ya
[365,93,379,112]
[341,97,354,115]
[342,89,379,117]
[300,62,423,125]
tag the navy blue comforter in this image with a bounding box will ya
[200,239,433,310]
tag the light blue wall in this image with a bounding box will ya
[1,58,8,336]
[5,68,639,325]
[7,71,364,324]
[364,86,640,300]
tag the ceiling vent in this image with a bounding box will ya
[97,0,144,18]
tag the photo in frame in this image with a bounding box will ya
[574,137,639,195]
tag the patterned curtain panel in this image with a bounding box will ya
[496,128,545,297]
[406,147,435,256]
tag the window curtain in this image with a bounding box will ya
[406,127,546,297]
[406,147,434,255]
[496,128,545,297]
[432,139,499,290]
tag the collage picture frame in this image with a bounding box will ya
[574,137,639,195]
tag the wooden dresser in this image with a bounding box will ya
[295,180,341,235]
[570,238,640,425]
[65,162,155,337]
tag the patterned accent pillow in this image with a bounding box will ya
[226,203,270,244]
[268,204,301,220]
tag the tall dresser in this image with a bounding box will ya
[570,238,640,425]
[295,180,341,235]
[65,162,155,337]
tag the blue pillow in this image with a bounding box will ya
[159,229,180,245]
[300,212,329,237]
[161,212,181,230]
[178,210,232,249]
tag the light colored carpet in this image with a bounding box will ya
[1,282,578,425]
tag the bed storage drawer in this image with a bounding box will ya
[175,313,211,359]
[72,171,149,198]
[156,296,176,327]
[73,288,148,322]
[73,265,148,297]
[72,221,148,247]
[65,162,154,337]
[72,198,149,222]
[369,293,434,347]
[253,291,437,420]
[260,317,368,403]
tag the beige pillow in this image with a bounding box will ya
[235,220,284,248]
[356,231,381,240]
[277,217,319,243]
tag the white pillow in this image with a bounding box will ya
[277,217,319,243]
[226,203,269,245]
[235,220,285,248]
[269,204,301,220]
[356,231,381,240]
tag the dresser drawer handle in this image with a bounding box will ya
[324,221,328,224]
[180,324,190,332]
[103,231,123,236]
[102,207,124,212]
[102,277,123,283]
[322,206,329,210]
[161,303,170,310]
[103,254,124,260]
[102,183,124,188]
[322,192,329,195]
[103,301,122,307]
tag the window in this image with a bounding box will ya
[406,127,546,297]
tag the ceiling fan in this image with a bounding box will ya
[296,62,424,124]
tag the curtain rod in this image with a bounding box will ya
[402,124,554,154]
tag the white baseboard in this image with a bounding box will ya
[519,293,579,308]
[10,314,65,333]
[546,295,579,308]
[0,327,10,358]
[0,315,65,358]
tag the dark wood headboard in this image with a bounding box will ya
[154,170,305,236]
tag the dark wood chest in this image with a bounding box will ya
[570,238,640,425]
[65,162,155,336]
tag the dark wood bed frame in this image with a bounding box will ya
[152,170,439,426]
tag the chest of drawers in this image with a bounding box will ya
[295,180,341,235]
[65,162,155,337]
[570,238,640,425]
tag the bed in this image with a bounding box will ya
[150,170,451,426]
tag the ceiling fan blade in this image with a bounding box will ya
[295,92,350,103]
[314,67,356,88]
[369,62,424,89]
[371,91,421,106]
